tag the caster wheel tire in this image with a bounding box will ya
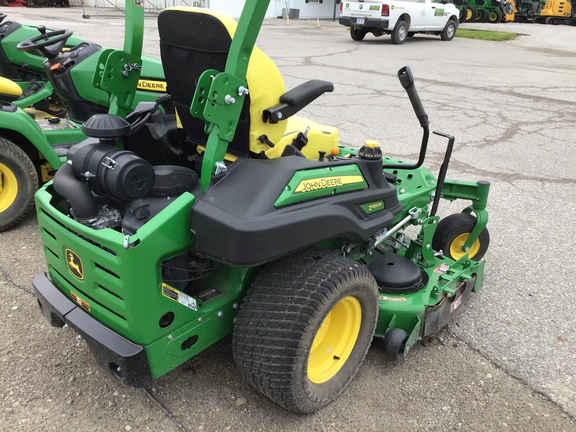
[383,328,409,360]
[432,213,490,261]
[0,138,38,231]
[233,248,379,413]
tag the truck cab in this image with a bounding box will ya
[339,0,460,44]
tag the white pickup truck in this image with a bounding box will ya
[339,0,459,44]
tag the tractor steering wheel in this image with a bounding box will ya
[17,28,73,60]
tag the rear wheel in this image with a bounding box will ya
[459,5,469,22]
[478,9,490,22]
[432,213,490,261]
[233,248,379,413]
[465,4,478,21]
[489,9,503,23]
[391,20,408,45]
[350,27,367,41]
[441,20,457,41]
[0,138,38,231]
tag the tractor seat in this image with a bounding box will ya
[0,76,23,99]
[157,7,338,161]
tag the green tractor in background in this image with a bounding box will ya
[0,11,85,116]
[455,0,516,22]
[32,1,491,414]
[0,4,166,231]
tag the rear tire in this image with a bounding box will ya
[391,20,408,45]
[350,27,367,41]
[465,4,478,21]
[432,213,490,261]
[489,9,503,23]
[459,5,469,23]
[0,137,38,231]
[233,248,379,413]
[478,9,490,22]
[441,20,457,41]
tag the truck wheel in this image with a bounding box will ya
[459,5,469,23]
[350,27,367,41]
[441,20,457,41]
[391,20,408,45]
[0,138,38,231]
[233,248,379,413]
[432,213,490,261]
[488,9,503,23]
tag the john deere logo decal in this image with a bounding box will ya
[137,79,167,92]
[66,248,84,280]
[294,175,364,193]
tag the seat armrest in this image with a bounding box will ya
[263,79,334,124]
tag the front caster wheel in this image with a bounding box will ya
[432,213,490,261]
[233,248,379,413]
[383,327,409,360]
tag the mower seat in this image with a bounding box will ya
[0,76,23,98]
[157,7,338,161]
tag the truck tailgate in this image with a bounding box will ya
[342,1,383,19]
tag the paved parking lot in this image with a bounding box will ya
[1,6,575,431]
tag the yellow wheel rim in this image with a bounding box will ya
[450,233,480,260]
[0,162,18,213]
[466,9,473,20]
[308,296,362,384]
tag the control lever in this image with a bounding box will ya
[397,66,429,128]
[383,66,430,170]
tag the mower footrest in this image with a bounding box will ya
[32,273,152,388]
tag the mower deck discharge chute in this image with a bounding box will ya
[32,1,490,414]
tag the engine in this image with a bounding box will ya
[53,113,198,234]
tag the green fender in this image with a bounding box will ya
[0,108,70,169]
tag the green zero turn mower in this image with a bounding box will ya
[0,4,166,231]
[32,1,490,414]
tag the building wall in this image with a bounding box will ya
[69,0,339,19]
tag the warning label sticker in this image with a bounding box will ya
[434,263,450,274]
[162,283,197,311]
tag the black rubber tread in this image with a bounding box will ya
[391,20,408,45]
[441,20,457,41]
[489,9,503,23]
[478,9,490,22]
[466,4,478,21]
[432,213,490,261]
[233,248,379,413]
[459,5,469,23]
[383,327,409,360]
[0,137,39,231]
[350,27,366,41]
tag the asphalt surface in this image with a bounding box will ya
[1,6,576,432]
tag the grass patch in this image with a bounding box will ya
[455,28,518,41]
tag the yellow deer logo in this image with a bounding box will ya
[66,249,84,280]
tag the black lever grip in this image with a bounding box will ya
[398,66,429,128]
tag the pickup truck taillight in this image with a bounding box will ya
[381,4,390,16]
[339,1,343,14]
